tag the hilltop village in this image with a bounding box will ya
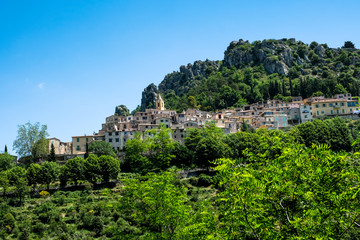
[47,92,359,160]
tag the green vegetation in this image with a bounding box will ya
[2,118,360,238]
[161,39,360,112]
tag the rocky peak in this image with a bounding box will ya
[158,59,220,96]
[115,105,130,116]
[223,38,301,75]
[140,83,160,111]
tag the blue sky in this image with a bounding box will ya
[1,0,359,155]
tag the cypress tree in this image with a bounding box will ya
[4,145,7,153]
[49,143,56,162]
[84,142,89,159]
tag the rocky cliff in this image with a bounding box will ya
[158,60,221,96]
[140,38,360,112]
[140,83,160,111]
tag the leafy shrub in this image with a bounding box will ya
[197,174,212,187]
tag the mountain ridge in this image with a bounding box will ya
[141,38,360,112]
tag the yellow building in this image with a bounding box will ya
[312,98,358,118]
[72,135,94,155]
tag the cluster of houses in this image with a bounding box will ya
[49,93,359,159]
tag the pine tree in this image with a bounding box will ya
[49,143,56,162]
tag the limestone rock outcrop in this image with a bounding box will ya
[158,60,220,96]
[141,83,160,111]
[115,105,130,116]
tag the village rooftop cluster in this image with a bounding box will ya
[48,93,359,160]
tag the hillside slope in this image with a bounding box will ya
[142,38,360,112]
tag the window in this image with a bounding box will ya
[116,138,119,142]
[317,111,319,115]
[329,103,333,107]
[115,132,119,136]
[322,104,326,107]
[341,102,344,106]
[342,109,345,113]
[305,115,308,118]
[331,110,333,114]
[86,138,88,142]
[77,138,79,142]
[109,139,113,142]
[109,132,112,136]
[76,145,80,151]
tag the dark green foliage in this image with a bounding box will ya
[60,157,86,186]
[343,41,355,49]
[84,154,101,185]
[291,117,353,151]
[88,140,116,157]
[0,153,15,171]
[84,142,89,159]
[98,155,120,182]
[4,145,7,153]
[38,161,59,189]
[26,163,41,189]
[48,143,56,162]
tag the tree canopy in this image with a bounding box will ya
[88,140,116,157]
[13,122,49,158]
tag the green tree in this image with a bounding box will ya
[0,153,15,171]
[4,145,7,153]
[26,163,41,190]
[14,177,29,204]
[214,143,360,239]
[61,157,86,186]
[48,143,56,162]
[333,83,348,94]
[147,124,175,170]
[32,138,49,160]
[343,41,355,49]
[0,171,9,196]
[184,128,202,153]
[13,122,49,158]
[117,171,191,239]
[39,161,59,189]
[194,134,231,168]
[84,142,89,159]
[6,166,26,185]
[312,91,324,97]
[124,132,150,173]
[98,155,120,183]
[88,141,116,157]
[84,154,101,186]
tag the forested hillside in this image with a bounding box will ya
[143,39,360,112]
[2,118,360,239]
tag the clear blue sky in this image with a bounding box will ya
[1,0,359,155]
